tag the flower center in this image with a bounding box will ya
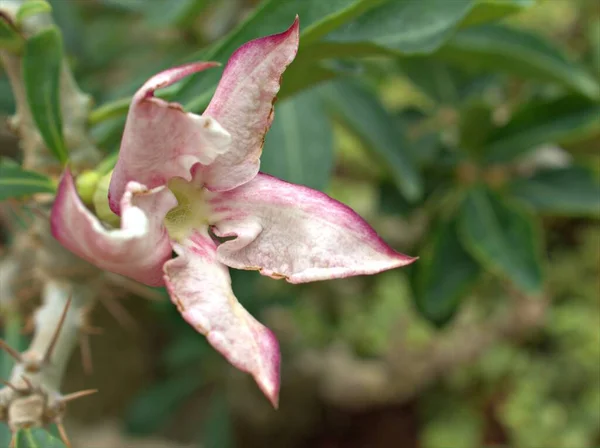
[164,178,209,242]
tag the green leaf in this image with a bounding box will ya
[14,428,67,448]
[0,14,23,52]
[141,0,212,28]
[16,1,52,25]
[398,58,463,105]
[88,96,130,126]
[321,79,422,201]
[23,26,67,163]
[436,25,600,99]
[279,61,339,100]
[0,75,16,114]
[458,186,543,294]
[90,0,533,121]
[328,0,474,54]
[484,96,600,163]
[509,167,600,217]
[261,88,333,190]
[47,0,85,58]
[0,165,55,201]
[176,0,377,108]
[398,57,498,106]
[294,0,531,61]
[415,219,481,326]
[460,0,534,27]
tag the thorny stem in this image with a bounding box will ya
[0,0,103,441]
[0,282,98,431]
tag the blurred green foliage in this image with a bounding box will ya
[1,0,599,447]
[421,226,600,448]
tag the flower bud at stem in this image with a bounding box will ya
[75,170,100,205]
[92,170,120,227]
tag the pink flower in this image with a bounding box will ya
[51,18,415,407]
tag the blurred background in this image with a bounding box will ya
[1,0,599,447]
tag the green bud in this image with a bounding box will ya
[75,170,100,204]
[93,170,120,227]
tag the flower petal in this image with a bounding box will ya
[203,17,300,191]
[164,230,280,407]
[210,173,416,283]
[109,62,231,214]
[51,169,176,286]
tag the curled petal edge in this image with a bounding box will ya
[109,62,230,214]
[51,168,175,286]
[203,17,300,191]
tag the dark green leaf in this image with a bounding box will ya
[177,0,377,107]
[279,61,339,100]
[509,167,600,217]
[458,186,543,293]
[322,79,422,201]
[23,26,67,163]
[0,74,16,113]
[398,58,463,105]
[16,1,52,25]
[91,115,127,152]
[460,0,535,27]
[415,219,480,326]
[142,0,212,28]
[398,57,498,106]
[328,0,474,54]
[484,96,600,163]
[261,88,334,190]
[199,393,234,448]
[0,165,55,201]
[125,376,202,435]
[14,428,66,448]
[436,25,600,99]
[0,14,22,52]
[289,0,531,62]
[47,0,85,58]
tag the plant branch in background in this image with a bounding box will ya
[1,0,105,443]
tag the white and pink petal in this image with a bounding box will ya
[209,173,416,283]
[203,17,300,192]
[51,169,176,286]
[164,230,280,407]
[109,62,231,214]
